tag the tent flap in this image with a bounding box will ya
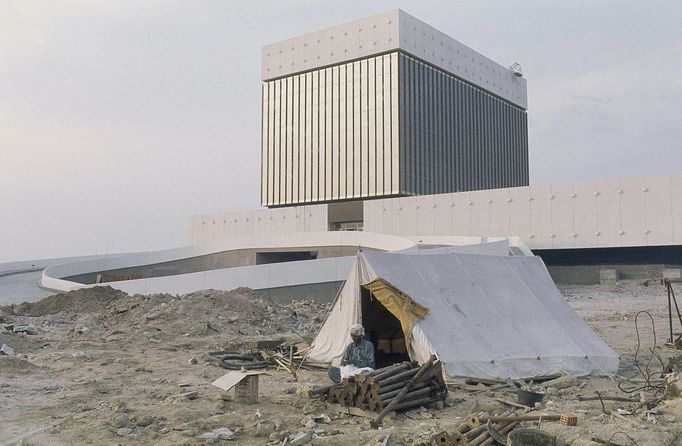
[363,278,428,354]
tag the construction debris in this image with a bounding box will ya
[0,344,14,355]
[308,356,447,422]
[212,370,264,404]
[197,427,238,440]
[205,341,318,377]
[12,324,36,335]
[2,284,682,445]
[433,411,571,446]
[207,350,269,370]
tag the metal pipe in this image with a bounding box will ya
[669,282,674,344]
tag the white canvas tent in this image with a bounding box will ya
[308,250,619,380]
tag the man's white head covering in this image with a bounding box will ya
[349,324,365,336]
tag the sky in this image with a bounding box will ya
[1,1,681,263]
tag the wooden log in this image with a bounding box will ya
[339,389,348,406]
[465,424,487,440]
[392,395,444,411]
[431,431,456,446]
[370,355,437,428]
[367,363,402,376]
[380,385,441,405]
[370,362,414,381]
[330,387,340,404]
[378,380,434,401]
[468,431,492,446]
[357,381,368,396]
[274,357,294,374]
[456,410,485,434]
[354,373,367,383]
[339,377,357,406]
[578,395,639,403]
[333,387,344,404]
[373,367,420,387]
[368,361,415,377]
[308,383,341,398]
[480,414,560,423]
[294,345,312,355]
[468,409,514,427]
[376,381,410,395]
[456,422,472,434]
[468,382,510,395]
[366,398,376,413]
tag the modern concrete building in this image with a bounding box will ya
[261,10,528,207]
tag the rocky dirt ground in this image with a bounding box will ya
[1,282,682,446]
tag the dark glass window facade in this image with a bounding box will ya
[399,53,528,195]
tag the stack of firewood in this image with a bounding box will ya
[309,358,447,414]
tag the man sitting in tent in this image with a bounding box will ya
[328,324,375,383]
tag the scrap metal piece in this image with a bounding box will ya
[485,420,507,445]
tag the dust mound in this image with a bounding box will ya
[0,356,43,374]
[109,287,330,339]
[5,286,127,316]
[185,287,269,312]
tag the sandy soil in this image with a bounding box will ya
[1,283,682,446]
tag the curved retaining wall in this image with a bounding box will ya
[42,232,517,296]
[42,232,416,294]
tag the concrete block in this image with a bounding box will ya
[663,269,682,282]
[1,344,14,355]
[600,269,620,285]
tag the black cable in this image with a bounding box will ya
[617,310,666,397]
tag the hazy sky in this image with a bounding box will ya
[1,1,681,263]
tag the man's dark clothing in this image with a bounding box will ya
[342,339,375,369]
[328,339,375,383]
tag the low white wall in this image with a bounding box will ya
[62,256,356,296]
[188,204,328,245]
[364,173,682,250]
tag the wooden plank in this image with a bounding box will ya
[493,398,531,409]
